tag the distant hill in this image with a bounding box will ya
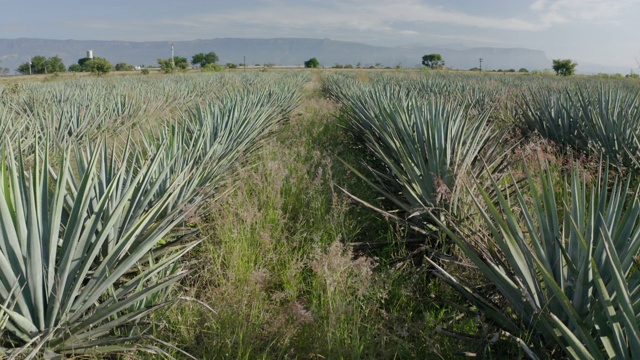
[0,37,553,73]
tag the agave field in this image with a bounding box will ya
[324,72,640,359]
[1,70,640,358]
[0,72,307,357]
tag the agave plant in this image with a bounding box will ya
[136,85,302,218]
[0,72,307,153]
[519,84,640,169]
[0,71,310,357]
[0,143,199,357]
[428,162,640,359]
[328,77,509,233]
[519,87,586,152]
[577,86,640,168]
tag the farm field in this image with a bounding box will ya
[1,69,640,359]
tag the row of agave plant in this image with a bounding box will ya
[323,72,640,359]
[0,72,307,153]
[0,72,308,357]
[322,73,513,231]
[520,83,640,169]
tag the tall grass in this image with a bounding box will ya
[150,82,480,359]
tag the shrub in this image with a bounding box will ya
[304,57,320,68]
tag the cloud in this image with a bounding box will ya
[176,0,635,40]
[398,30,420,36]
[530,0,639,26]
[55,0,640,44]
[163,0,545,43]
[428,34,505,45]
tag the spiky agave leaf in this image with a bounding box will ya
[331,77,505,224]
[429,162,640,359]
[577,86,640,168]
[0,71,309,357]
[518,86,585,151]
[518,84,640,169]
[0,142,199,356]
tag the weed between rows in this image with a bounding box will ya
[149,75,489,359]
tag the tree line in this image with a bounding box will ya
[13,51,221,76]
[8,51,585,77]
[421,53,579,76]
[304,53,579,76]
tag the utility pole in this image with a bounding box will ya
[479,58,483,72]
[171,43,175,68]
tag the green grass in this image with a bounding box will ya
[146,74,486,359]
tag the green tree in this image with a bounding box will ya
[17,55,66,74]
[552,59,578,76]
[69,57,90,72]
[78,57,92,68]
[174,56,189,70]
[191,52,219,67]
[19,55,43,74]
[17,55,42,74]
[68,57,113,75]
[518,68,529,73]
[422,53,445,69]
[45,56,66,73]
[87,57,113,76]
[304,57,320,68]
[115,62,134,71]
[157,58,175,73]
[157,56,189,73]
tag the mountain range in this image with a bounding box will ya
[0,37,629,74]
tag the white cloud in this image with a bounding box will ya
[398,30,420,36]
[530,0,639,26]
[166,0,545,43]
[176,0,638,40]
[428,34,505,45]
[61,0,640,44]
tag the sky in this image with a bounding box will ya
[1,0,639,69]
